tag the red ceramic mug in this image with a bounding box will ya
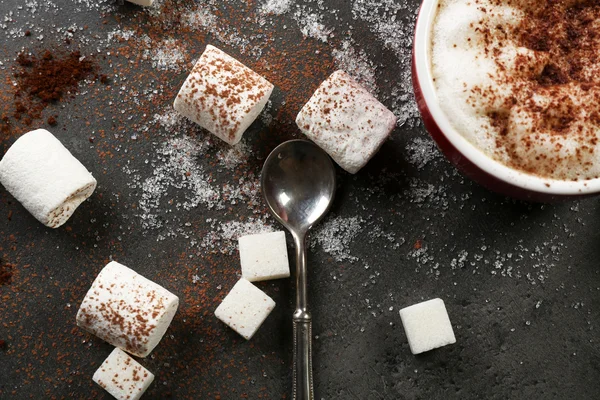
[411,0,600,202]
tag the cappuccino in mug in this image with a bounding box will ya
[431,0,600,180]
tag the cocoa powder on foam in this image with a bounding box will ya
[432,0,600,181]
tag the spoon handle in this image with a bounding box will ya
[293,317,313,400]
[292,234,314,400]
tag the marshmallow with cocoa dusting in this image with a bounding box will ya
[173,45,274,145]
[76,261,179,358]
[296,70,397,174]
[93,348,154,400]
[0,129,97,228]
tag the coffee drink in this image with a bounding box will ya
[431,0,600,180]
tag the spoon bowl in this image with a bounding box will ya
[261,140,336,400]
[262,140,336,235]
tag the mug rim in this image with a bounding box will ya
[413,0,600,196]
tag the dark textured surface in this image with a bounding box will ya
[0,0,599,399]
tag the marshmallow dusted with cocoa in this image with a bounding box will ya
[173,45,274,145]
[76,261,179,358]
[296,70,397,174]
[93,348,154,400]
[0,129,97,228]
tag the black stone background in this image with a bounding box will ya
[0,0,599,399]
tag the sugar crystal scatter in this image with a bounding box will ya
[311,216,364,262]
[332,40,378,95]
[406,137,441,170]
[144,38,187,72]
[351,0,420,127]
[259,0,294,15]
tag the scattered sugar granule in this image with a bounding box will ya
[312,216,364,262]
[406,137,441,169]
[201,218,275,255]
[293,7,332,42]
[144,38,187,71]
[332,40,378,95]
[260,0,294,15]
[352,0,420,127]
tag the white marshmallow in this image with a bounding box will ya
[215,278,275,340]
[76,261,179,357]
[173,45,274,145]
[126,0,153,6]
[239,231,290,282]
[295,70,397,174]
[399,298,456,354]
[93,348,154,400]
[0,129,97,228]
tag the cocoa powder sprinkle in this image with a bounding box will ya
[7,49,98,129]
[0,264,13,286]
[451,0,600,180]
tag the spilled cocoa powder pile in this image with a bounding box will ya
[0,263,13,286]
[2,49,99,132]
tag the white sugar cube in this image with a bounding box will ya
[399,298,456,354]
[296,70,397,174]
[173,45,274,145]
[93,348,154,400]
[215,278,275,340]
[239,231,290,282]
[76,261,179,357]
[0,129,97,228]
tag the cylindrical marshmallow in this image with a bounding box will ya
[173,44,274,145]
[295,70,397,174]
[76,261,179,357]
[0,129,97,228]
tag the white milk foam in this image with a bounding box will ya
[431,0,600,181]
